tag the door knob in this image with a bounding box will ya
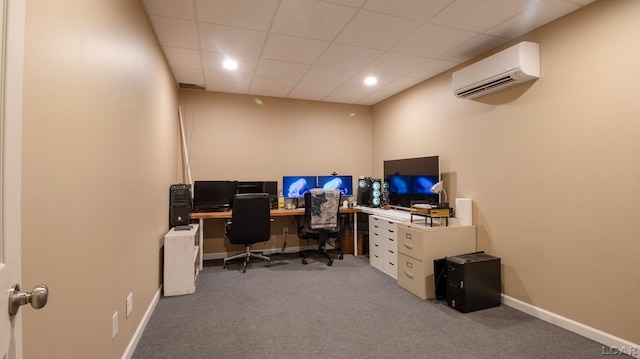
[8,284,49,316]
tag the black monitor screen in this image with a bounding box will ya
[193,180,238,212]
[384,156,440,208]
[237,181,277,196]
[283,176,316,199]
[317,175,353,197]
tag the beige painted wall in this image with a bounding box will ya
[21,1,179,358]
[373,0,639,345]
[179,90,373,254]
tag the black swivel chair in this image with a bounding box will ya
[223,193,271,273]
[297,188,344,266]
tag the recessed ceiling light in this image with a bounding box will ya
[364,76,378,86]
[222,58,238,71]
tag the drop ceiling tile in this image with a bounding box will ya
[205,71,252,94]
[272,0,357,41]
[172,68,205,86]
[288,81,338,101]
[343,72,399,88]
[201,52,258,75]
[325,85,375,103]
[255,59,310,81]
[363,0,454,22]
[301,66,357,85]
[336,10,422,50]
[392,23,476,58]
[323,0,367,8]
[249,77,298,97]
[195,0,278,31]
[149,15,199,49]
[486,0,581,39]
[365,52,432,76]
[383,77,425,92]
[440,34,509,63]
[163,47,202,70]
[316,43,383,70]
[143,0,194,20]
[262,34,330,64]
[407,59,459,78]
[429,0,534,33]
[199,23,267,57]
[357,89,398,105]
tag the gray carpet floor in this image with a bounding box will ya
[132,253,625,359]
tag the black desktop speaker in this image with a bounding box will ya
[169,184,192,227]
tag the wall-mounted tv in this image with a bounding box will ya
[317,175,353,197]
[384,156,440,209]
[282,176,316,199]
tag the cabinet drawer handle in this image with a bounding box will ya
[405,233,412,239]
[403,271,413,279]
[403,243,413,249]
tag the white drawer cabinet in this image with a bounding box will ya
[163,224,200,296]
[369,215,400,279]
[397,223,475,299]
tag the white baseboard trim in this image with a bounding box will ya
[502,294,639,358]
[122,287,161,359]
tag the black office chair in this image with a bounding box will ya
[223,193,271,273]
[297,188,344,266]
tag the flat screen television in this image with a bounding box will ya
[317,175,353,197]
[192,180,238,212]
[282,176,316,199]
[384,156,440,209]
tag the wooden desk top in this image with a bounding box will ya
[191,207,361,219]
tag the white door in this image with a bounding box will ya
[0,1,27,358]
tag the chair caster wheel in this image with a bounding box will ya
[327,260,333,266]
[338,254,344,260]
[302,259,308,265]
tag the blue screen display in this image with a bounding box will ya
[317,175,353,197]
[388,175,410,194]
[410,175,438,194]
[282,176,316,199]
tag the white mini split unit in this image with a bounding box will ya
[452,41,540,99]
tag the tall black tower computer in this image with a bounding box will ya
[169,183,192,228]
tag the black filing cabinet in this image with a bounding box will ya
[446,253,501,313]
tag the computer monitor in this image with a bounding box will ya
[282,176,316,199]
[237,181,277,196]
[317,175,353,197]
[238,181,278,208]
[192,180,238,212]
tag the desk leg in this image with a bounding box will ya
[353,212,358,257]
[199,218,204,270]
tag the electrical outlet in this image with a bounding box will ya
[126,293,133,318]
[112,311,118,339]
[283,227,288,235]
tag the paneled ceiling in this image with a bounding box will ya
[141,0,595,105]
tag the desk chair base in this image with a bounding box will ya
[299,240,343,266]
[223,247,270,273]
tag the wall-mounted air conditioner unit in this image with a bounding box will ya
[452,41,540,99]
